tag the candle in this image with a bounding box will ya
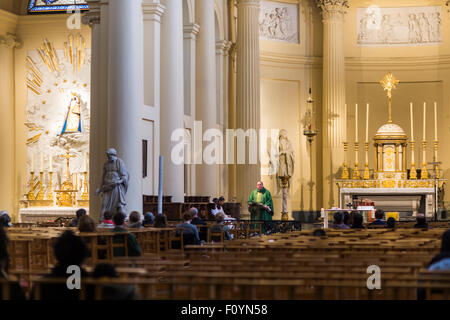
[31,153,34,172]
[423,102,426,141]
[49,155,53,172]
[434,102,437,141]
[410,103,414,141]
[40,152,44,172]
[355,104,358,142]
[365,103,369,143]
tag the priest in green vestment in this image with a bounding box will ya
[247,181,274,222]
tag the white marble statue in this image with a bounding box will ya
[96,148,129,220]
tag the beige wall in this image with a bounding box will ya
[259,0,323,216]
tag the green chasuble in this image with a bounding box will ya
[248,188,274,221]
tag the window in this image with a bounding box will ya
[28,0,88,14]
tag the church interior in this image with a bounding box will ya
[1,0,450,302]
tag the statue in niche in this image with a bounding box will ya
[61,93,82,135]
[95,148,129,220]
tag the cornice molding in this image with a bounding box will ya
[260,51,322,68]
[0,9,19,34]
[345,55,450,70]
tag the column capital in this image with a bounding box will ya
[142,1,165,22]
[184,23,200,40]
[316,0,349,18]
[0,33,21,49]
[83,0,101,26]
[216,40,233,56]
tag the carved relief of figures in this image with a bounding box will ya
[259,1,299,44]
[357,6,442,47]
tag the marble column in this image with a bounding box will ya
[83,0,103,222]
[108,0,144,215]
[160,0,185,202]
[0,33,19,219]
[317,0,348,208]
[195,0,218,198]
[236,0,261,205]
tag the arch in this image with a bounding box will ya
[183,0,195,24]
[214,0,225,40]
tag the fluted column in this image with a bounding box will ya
[160,0,184,202]
[216,40,232,198]
[108,0,144,215]
[195,0,218,198]
[0,33,19,220]
[317,0,348,207]
[83,0,103,222]
[236,0,261,205]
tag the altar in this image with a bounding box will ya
[18,207,89,223]
[336,73,446,219]
[339,187,438,218]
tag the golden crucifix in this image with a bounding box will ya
[60,148,76,179]
[380,72,399,124]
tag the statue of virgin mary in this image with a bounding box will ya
[61,94,82,134]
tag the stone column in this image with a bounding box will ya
[236,0,261,205]
[195,0,218,198]
[183,23,200,118]
[83,0,103,222]
[216,40,232,198]
[108,0,144,214]
[143,0,164,109]
[160,0,185,202]
[0,33,19,219]
[317,0,348,208]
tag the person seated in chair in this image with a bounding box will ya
[97,211,114,229]
[142,212,154,227]
[414,213,430,229]
[32,230,90,300]
[0,211,12,228]
[386,217,396,229]
[369,209,386,226]
[176,212,200,245]
[69,209,86,227]
[351,213,364,229]
[210,213,232,241]
[127,211,143,229]
[78,215,97,233]
[112,213,141,257]
[331,211,350,229]
[190,207,207,242]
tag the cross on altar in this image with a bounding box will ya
[380,72,399,124]
[60,148,76,179]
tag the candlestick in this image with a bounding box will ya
[434,141,440,179]
[421,141,428,179]
[31,153,34,172]
[47,171,54,201]
[40,152,44,172]
[355,104,358,142]
[27,172,36,200]
[353,142,360,180]
[410,103,414,141]
[410,141,417,180]
[365,103,369,143]
[81,171,89,200]
[363,142,370,180]
[434,102,437,141]
[342,142,349,179]
[423,102,426,142]
[36,172,44,200]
